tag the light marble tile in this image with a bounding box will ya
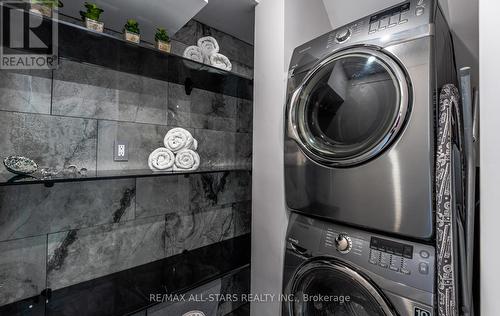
[0,236,46,306]
[46,216,166,290]
[135,175,190,218]
[0,111,97,175]
[189,171,252,210]
[52,60,168,125]
[0,69,52,114]
[164,207,234,257]
[0,179,136,242]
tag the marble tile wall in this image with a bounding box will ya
[171,20,254,78]
[0,14,253,308]
[0,171,252,303]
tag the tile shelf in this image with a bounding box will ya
[1,4,253,100]
[0,167,252,186]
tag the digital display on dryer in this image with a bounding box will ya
[370,237,413,259]
[369,2,410,23]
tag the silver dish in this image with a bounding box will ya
[3,156,38,175]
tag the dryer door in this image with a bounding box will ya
[284,259,395,316]
[287,47,409,167]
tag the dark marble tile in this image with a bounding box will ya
[41,235,250,316]
[0,69,52,114]
[97,121,175,171]
[233,201,252,237]
[148,279,221,316]
[135,175,190,218]
[52,59,168,125]
[0,236,46,307]
[189,171,252,210]
[168,83,241,132]
[236,99,253,133]
[167,83,192,128]
[217,267,250,316]
[0,111,97,175]
[164,206,236,257]
[172,20,203,45]
[199,25,254,68]
[0,179,135,242]
[170,40,189,57]
[235,132,253,169]
[195,129,236,169]
[231,61,254,79]
[46,216,166,290]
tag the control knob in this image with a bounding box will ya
[335,233,352,254]
[335,28,352,43]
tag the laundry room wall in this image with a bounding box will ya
[251,1,331,315]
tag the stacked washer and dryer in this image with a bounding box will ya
[282,0,476,315]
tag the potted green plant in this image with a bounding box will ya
[123,19,140,44]
[30,0,63,18]
[154,28,171,53]
[80,2,104,33]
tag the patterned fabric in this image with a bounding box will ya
[435,84,460,316]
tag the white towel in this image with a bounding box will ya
[197,36,219,63]
[164,128,196,153]
[173,149,200,171]
[183,46,204,63]
[148,148,175,171]
[209,53,232,71]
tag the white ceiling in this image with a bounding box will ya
[60,0,208,44]
[194,0,258,44]
[321,0,479,87]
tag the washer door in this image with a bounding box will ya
[288,48,409,167]
[285,260,395,316]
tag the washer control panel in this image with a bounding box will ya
[318,224,435,293]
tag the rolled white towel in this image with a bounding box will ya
[197,36,219,62]
[164,128,196,153]
[191,138,198,151]
[183,46,204,63]
[209,53,232,71]
[173,149,200,171]
[148,148,175,171]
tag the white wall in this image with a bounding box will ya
[479,1,499,314]
[251,0,287,315]
[251,1,331,315]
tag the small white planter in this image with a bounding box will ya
[30,4,53,18]
[156,40,171,53]
[85,18,104,33]
[124,30,140,44]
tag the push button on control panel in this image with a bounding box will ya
[419,262,429,275]
[415,7,425,16]
[389,14,400,26]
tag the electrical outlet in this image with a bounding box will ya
[114,140,129,161]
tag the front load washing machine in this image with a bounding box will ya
[284,0,457,240]
[283,213,435,316]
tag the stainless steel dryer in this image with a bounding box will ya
[283,213,435,316]
[284,0,457,239]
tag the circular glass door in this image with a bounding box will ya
[287,260,395,316]
[289,48,409,167]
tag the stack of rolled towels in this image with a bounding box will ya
[148,128,200,172]
[183,36,232,71]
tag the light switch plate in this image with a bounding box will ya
[114,140,129,161]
